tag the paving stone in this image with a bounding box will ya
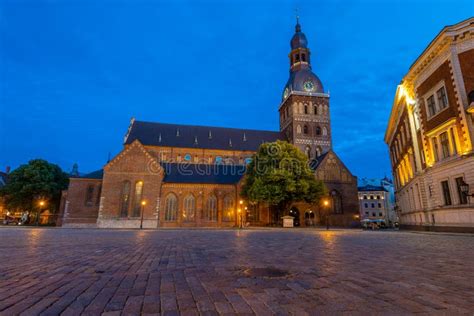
[0,228,473,315]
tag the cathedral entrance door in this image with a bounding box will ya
[289,207,300,226]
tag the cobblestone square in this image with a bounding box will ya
[0,228,473,315]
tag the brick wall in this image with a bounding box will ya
[61,178,102,227]
[458,49,474,96]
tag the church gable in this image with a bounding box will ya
[105,140,162,175]
[314,151,355,183]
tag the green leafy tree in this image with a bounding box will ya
[241,140,326,222]
[0,159,69,218]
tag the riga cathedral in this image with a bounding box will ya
[59,20,359,228]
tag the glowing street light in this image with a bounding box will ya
[140,200,147,229]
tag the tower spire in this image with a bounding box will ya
[295,8,301,32]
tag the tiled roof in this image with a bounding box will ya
[71,169,104,180]
[125,120,283,151]
[161,163,246,184]
[358,185,388,192]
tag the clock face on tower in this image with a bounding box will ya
[283,87,289,99]
[303,80,315,92]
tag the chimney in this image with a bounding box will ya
[5,166,10,174]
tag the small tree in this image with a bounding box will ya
[0,159,69,221]
[241,140,326,223]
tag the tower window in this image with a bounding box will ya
[304,105,308,114]
[301,53,306,62]
[314,105,318,115]
[303,125,309,135]
[315,126,321,136]
[295,54,300,62]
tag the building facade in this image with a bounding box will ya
[384,18,474,232]
[358,184,395,226]
[60,20,359,229]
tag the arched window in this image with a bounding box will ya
[313,105,318,115]
[120,181,131,217]
[296,125,302,134]
[295,54,300,62]
[305,146,311,159]
[165,193,178,221]
[331,190,343,214]
[85,185,94,207]
[315,146,322,157]
[96,184,102,206]
[304,105,308,114]
[323,127,328,136]
[303,125,309,135]
[205,195,217,221]
[222,195,234,221]
[315,126,321,136]
[132,181,144,217]
[301,53,306,62]
[183,194,195,222]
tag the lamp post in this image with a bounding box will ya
[140,200,146,229]
[323,199,329,230]
[460,181,473,198]
[37,200,45,226]
[239,200,244,229]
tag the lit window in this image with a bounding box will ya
[440,132,450,159]
[205,195,217,221]
[120,181,131,217]
[132,181,143,217]
[165,193,178,221]
[183,194,195,222]
[223,195,234,221]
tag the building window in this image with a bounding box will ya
[183,194,195,221]
[305,146,311,159]
[165,193,178,221]
[441,180,452,206]
[378,203,382,208]
[96,184,102,206]
[205,195,217,221]
[455,177,468,205]
[315,126,321,135]
[363,195,367,200]
[120,181,131,217]
[132,181,144,217]
[365,211,368,215]
[379,212,383,217]
[436,86,448,110]
[371,203,375,208]
[304,105,308,114]
[315,146,322,157]
[364,203,368,208]
[314,105,318,115]
[439,132,450,159]
[296,125,302,134]
[85,185,94,207]
[372,212,376,217]
[303,125,309,134]
[223,195,234,221]
[301,53,306,62]
[427,95,436,117]
[295,54,300,62]
[432,137,439,162]
[370,195,374,199]
[450,128,458,155]
[376,195,380,200]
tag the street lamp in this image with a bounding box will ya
[37,200,46,226]
[323,199,330,230]
[238,208,242,229]
[140,200,146,229]
[460,181,474,198]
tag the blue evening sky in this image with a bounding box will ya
[1,0,472,178]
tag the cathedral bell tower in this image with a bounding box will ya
[279,18,331,159]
